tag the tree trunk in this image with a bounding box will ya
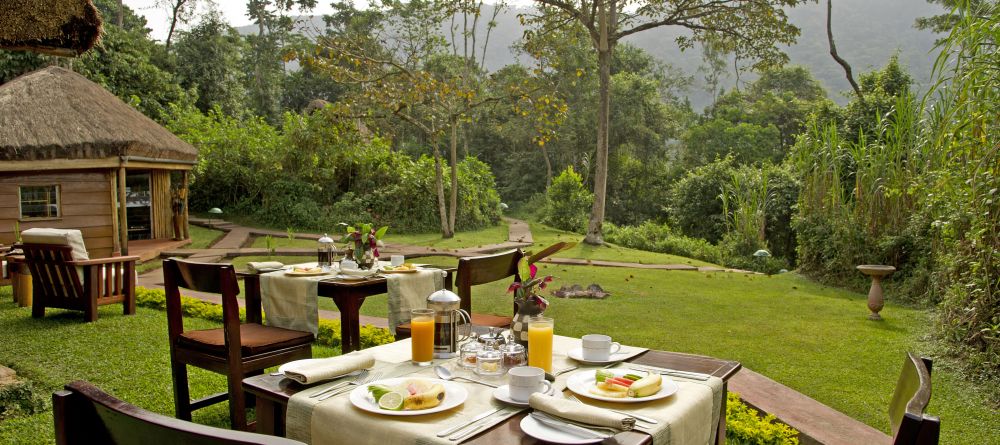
[166,7,180,50]
[116,0,124,27]
[541,143,553,187]
[448,118,459,236]
[584,47,612,245]
[432,140,452,238]
[827,0,864,104]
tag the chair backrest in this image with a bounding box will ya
[162,258,244,352]
[20,228,89,261]
[21,243,85,300]
[889,353,940,445]
[53,380,304,445]
[456,249,524,313]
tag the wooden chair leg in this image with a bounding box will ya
[171,361,193,421]
[31,299,44,318]
[84,302,97,322]
[227,371,248,431]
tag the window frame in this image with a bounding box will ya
[18,184,62,221]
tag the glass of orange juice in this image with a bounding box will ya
[527,316,554,372]
[410,309,435,366]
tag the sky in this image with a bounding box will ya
[122,0,339,42]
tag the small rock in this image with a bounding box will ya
[0,365,18,386]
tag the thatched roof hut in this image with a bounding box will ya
[0,66,197,166]
[0,0,103,57]
[0,66,197,256]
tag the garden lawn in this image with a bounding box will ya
[0,288,339,444]
[248,223,510,251]
[395,263,994,444]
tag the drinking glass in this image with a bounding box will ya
[410,309,435,366]
[527,316,554,372]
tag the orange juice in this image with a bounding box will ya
[411,309,435,365]
[527,317,554,372]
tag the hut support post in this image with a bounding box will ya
[109,171,121,254]
[182,171,190,240]
[117,166,128,255]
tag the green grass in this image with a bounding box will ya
[0,287,338,443]
[187,225,225,250]
[527,222,718,267]
[247,223,510,251]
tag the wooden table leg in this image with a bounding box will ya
[717,382,728,444]
[254,397,282,436]
[332,291,364,353]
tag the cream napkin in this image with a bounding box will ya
[528,393,636,430]
[281,352,375,385]
[248,261,284,273]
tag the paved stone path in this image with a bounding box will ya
[136,217,883,443]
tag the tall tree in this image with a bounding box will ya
[173,12,248,115]
[826,0,863,104]
[245,0,317,121]
[524,0,806,245]
[156,0,204,50]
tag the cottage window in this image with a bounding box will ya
[19,185,60,219]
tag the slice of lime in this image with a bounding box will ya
[377,391,404,410]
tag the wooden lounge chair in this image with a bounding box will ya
[889,353,940,445]
[53,380,304,444]
[20,228,137,322]
[163,258,314,431]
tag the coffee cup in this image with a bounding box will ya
[507,366,552,402]
[390,255,405,267]
[581,334,621,361]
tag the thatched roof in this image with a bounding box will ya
[0,0,103,57]
[0,66,198,166]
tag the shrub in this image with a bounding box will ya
[542,166,593,233]
[726,392,799,445]
[0,380,47,420]
[135,287,395,350]
[604,222,723,265]
[667,157,734,243]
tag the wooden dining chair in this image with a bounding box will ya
[54,380,305,445]
[889,353,940,445]
[20,228,137,322]
[163,258,314,431]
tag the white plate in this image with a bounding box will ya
[349,377,467,416]
[331,274,368,281]
[519,415,603,444]
[340,268,378,277]
[492,384,555,407]
[285,268,330,276]
[566,368,678,403]
[566,347,630,365]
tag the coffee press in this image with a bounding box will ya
[426,289,472,358]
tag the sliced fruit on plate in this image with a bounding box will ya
[377,391,405,410]
[402,383,445,410]
[626,373,662,397]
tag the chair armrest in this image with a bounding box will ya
[72,256,140,266]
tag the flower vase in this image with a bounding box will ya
[510,295,546,346]
[358,250,378,270]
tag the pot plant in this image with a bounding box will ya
[341,223,388,269]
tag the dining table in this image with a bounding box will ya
[244,335,741,445]
[240,266,455,353]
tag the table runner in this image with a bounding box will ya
[260,263,325,335]
[386,268,445,335]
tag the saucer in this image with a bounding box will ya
[566,347,627,365]
[492,384,555,407]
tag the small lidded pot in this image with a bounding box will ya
[475,349,503,376]
[459,341,481,369]
[500,341,526,370]
[317,234,335,269]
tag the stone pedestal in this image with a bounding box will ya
[856,265,896,321]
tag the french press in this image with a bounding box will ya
[426,289,472,358]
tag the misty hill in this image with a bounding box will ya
[241,0,944,108]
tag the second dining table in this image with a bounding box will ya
[241,266,456,353]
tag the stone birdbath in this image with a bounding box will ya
[856,265,896,321]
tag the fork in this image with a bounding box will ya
[564,393,658,425]
[309,369,369,398]
[318,370,385,401]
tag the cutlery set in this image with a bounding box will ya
[307,369,386,401]
[435,407,511,441]
[628,364,712,381]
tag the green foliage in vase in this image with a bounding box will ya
[542,166,593,233]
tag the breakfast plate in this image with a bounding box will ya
[285,268,330,277]
[349,377,467,416]
[519,415,603,444]
[565,368,677,403]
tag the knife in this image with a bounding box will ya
[530,412,611,439]
[436,407,503,437]
[628,365,710,381]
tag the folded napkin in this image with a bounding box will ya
[339,267,377,277]
[529,393,635,431]
[248,261,284,273]
[281,352,375,385]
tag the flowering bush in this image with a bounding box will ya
[507,256,554,311]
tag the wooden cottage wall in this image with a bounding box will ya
[0,171,115,258]
[150,170,172,239]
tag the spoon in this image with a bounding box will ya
[434,366,500,388]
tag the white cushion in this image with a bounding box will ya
[20,228,90,261]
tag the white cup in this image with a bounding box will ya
[581,334,621,361]
[391,255,405,267]
[507,366,552,402]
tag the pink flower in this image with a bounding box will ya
[529,264,537,279]
[507,282,522,294]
